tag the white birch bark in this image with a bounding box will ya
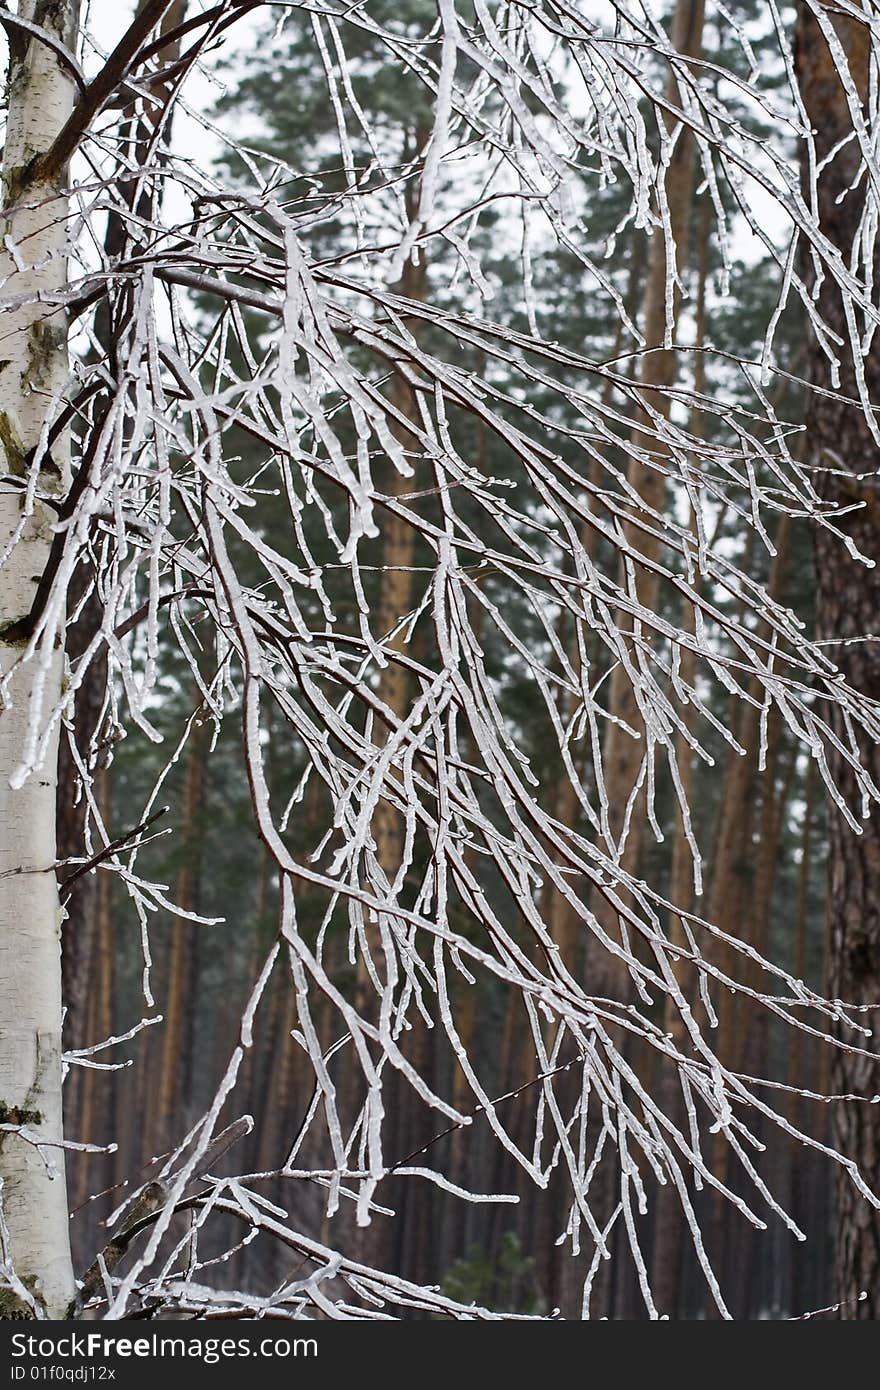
[0,0,80,1319]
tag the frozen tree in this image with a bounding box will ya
[1,0,879,1320]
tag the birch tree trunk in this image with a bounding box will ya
[0,0,80,1318]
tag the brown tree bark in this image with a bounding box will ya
[795,1,880,1318]
[67,767,116,1263]
[649,195,711,1316]
[363,248,426,969]
[743,724,797,1077]
[57,573,109,1143]
[595,0,706,901]
[151,688,207,1145]
[790,758,817,1127]
[700,518,790,1310]
[586,0,706,1317]
[785,756,817,1315]
[544,247,642,956]
[59,0,189,1223]
[348,139,431,1281]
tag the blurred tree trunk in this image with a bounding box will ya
[362,191,427,982]
[534,250,644,1318]
[445,585,487,1269]
[351,132,430,1280]
[788,758,816,1317]
[588,0,706,1318]
[68,768,116,1259]
[649,194,711,1317]
[703,516,790,1311]
[151,686,207,1144]
[743,724,796,1080]
[59,0,189,979]
[57,575,109,1125]
[594,0,705,899]
[544,248,642,974]
[795,1,880,1318]
[729,722,795,1315]
[58,0,189,1208]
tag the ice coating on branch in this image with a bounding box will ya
[2,0,880,1320]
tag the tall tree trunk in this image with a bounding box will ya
[363,239,426,980]
[595,0,706,895]
[649,195,711,1316]
[152,688,206,1145]
[586,0,705,1317]
[790,758,816,1094]
[351,151,429,1276]
[0,0,81,1318]
[543,245,643,971]
[699,518,789,1311]
[743,724,796,1081]
[728,724,795,1316]
[57,573,108,1130]
[795,2,880,1318]
[58,0,188,1223]
[68,767,115,1262]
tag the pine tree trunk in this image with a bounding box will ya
[795,2,880,1319]
[68,767,115,1264]
[351,159,429,1273]
[0,0,81,1318]
[59,0,187,1071]
[543,246,642,971]
[700,519,789,1311]
[649,196,711,1316]
[152,688,207,1145]
[57,570,108,1124]
[362,238,426,979]
[595,0,706,892]
[57,0,189,1250]
[790,760,815,1106]
[586,0,705,1317]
